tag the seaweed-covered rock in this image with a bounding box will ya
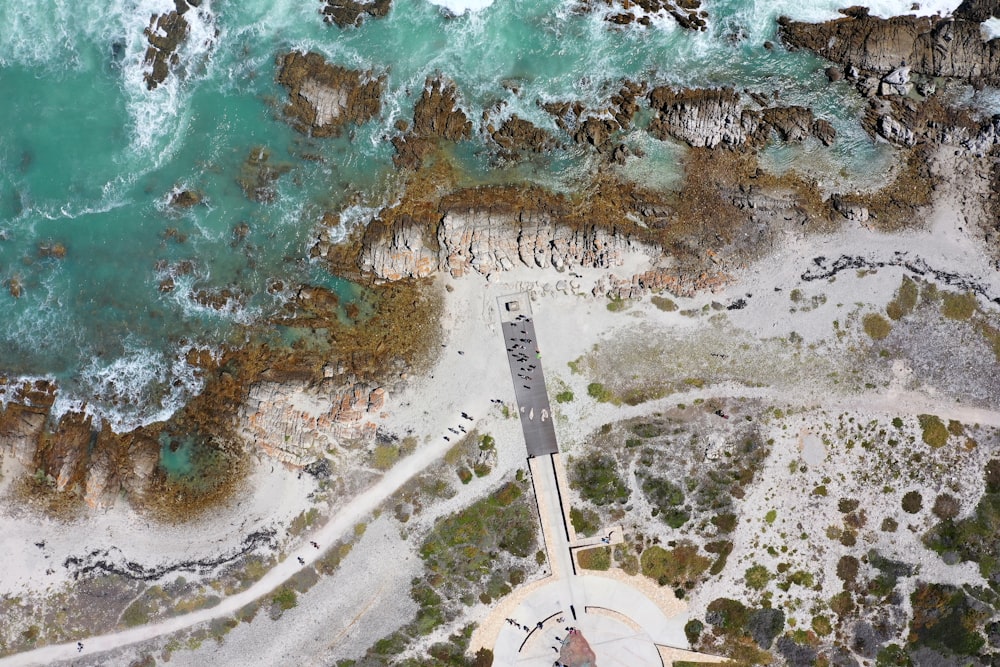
[276,51,384,138]
[391,78,472,169]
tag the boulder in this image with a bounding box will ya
[276,51,384,138]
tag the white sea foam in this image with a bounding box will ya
[73,341,206,432]
[425,0,496,14]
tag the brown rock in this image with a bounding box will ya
[276,51,384,138]
[491,115,556,155]
[8,275,22,298]
[169,189,203,207]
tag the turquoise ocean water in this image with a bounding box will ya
[0,0,962,430]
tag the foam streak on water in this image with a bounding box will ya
[0,0,970,428]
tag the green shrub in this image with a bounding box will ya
[555,390,574,403]
[640,543,710,587]
[711,513,738,532]
[569,506,601,537]
[272,587,297,611]
[587,382,615,403]
[606,297,630,312]
[886,276,918,320]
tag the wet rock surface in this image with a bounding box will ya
[489,115,557,156]
[577,0,707,30]
[320,0,392,28]
[778,7,1000,86]
[647,86,836,148]
[276,51,384,138]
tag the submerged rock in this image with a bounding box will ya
[276,51,384,138]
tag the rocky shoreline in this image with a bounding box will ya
[5,1,1000,524]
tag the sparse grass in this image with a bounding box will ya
[941,291,977,321]
[372,444,400,471]
[651,295,678,311]
[587,382,617,404]
[886,276,918,320]
[918,414,948,448]
[863,312,892,340]
[577,546,611,570]
[606,297,630,312]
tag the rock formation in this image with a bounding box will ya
[321,0,392,28]
[647,87,836,148]
[237,146,291,203]
[238,378,385,466]
[392,78,473,169]
[276,51,384,138]
[142,0,211,90]
[778,7,1000,87]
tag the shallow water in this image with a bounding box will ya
[0,0,963,429]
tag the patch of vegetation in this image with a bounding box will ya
[640,542,710,588]
[885,276,918,320]
[764,509,777,524]
[570,506,601,537]
[918,414,948,448]
[701,597,783,657]
[811,615,832,636]
[926,459,1000,582]
[909,583,986,656]
[941,291,977,320]
[555,390,574,403]
[420,479,537,601]
[863,313,892,340]
[577,546,611,570]
[571,453,630,506]
[651,295,678,311]
[272,587,297,611]
[606,297,630,312]
[372,444,400,471]
[288,507,321,537]
[712,513,738,533]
